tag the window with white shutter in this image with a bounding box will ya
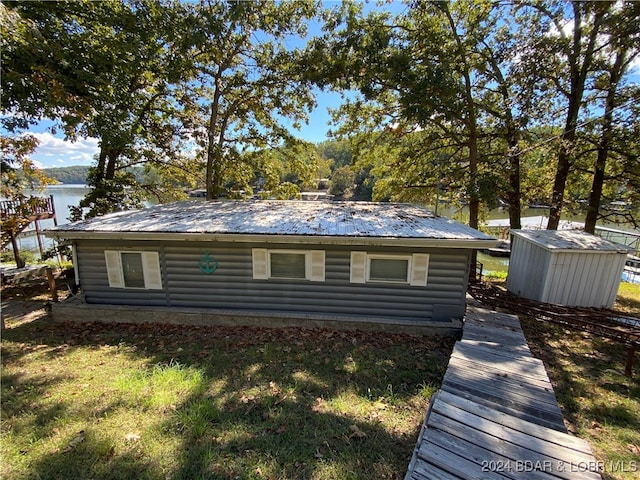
[350,252,367,283]
[104,251,162,289]
[350,252,429,286]
[252,249,269,279]
[252,249,325,282]
[410,253,429,286]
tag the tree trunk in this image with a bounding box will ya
[10,231,25,268]
[584,50,626,234]
[105,149,119,181]
[206,82,222,201]
[547,140,573,230]
[506,126,522,230]
[584,149,606,234]
[95,147,108,184]
[547,5,605,230]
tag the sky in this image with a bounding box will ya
[25,87,345,169]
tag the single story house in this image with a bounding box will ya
[46,201,497,334]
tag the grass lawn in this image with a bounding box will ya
[3,279,639,479]
[1,283,454,480]
[519,281,640,480]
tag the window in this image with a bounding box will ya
[252,249,325,282]
[270,252,306,279]
[350,252,429,286]
[369,256,410,283]
[104,251,163,289]
[121,252,145,287]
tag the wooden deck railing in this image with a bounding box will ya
[0,195,56,219]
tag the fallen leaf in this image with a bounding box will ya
[312,397,326,413]
[125,433,141,442]
[63,430,85,453]
[349,424,367,438]
[628,444,639,454]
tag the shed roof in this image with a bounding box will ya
[46,200,496,248]
[510,229,634,253]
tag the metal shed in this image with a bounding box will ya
[506,229,633,308]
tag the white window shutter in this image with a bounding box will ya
[104,250,124,288]
[350,251,367,284]
[308,250,325,282]
[252,249,269,279]
[142,252,163,289]
[410,253,429,286]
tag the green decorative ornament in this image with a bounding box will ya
[198,252,218,274]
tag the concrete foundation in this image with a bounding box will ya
[52,298,463,337]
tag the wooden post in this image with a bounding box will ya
[46,267,58,302]
[50,195,58,226]
[625,346,636,377]
[35,220,45,257]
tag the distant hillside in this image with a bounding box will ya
[43,166,91,185]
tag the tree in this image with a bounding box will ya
[316,139,353,170]
[251,140,321,199]
[2,1,196,219]
[329,166,356,198]
[308,1,544,233]
[0,134,51,199]
[583,2,640,233]
[524,2,609,230]
[179,0,318,200]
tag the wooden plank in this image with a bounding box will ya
[443,364,561,410]
[454,339,546,364]
[448,353,554,387]
[442,369,562,419]
[462,327,529,348]
[426,412,600,480]
[464,320,524,339]
[441,376,565,428]
[439,384,567,432]
[449,352,551,385]
[452,342,547,376]
[417,441,512,480]
[457,339,533,359]
[447,356,558,394]
[428,400,601,475]
[410,458,467,480]
[466,307,522,328]
[421,429,562,480]
[465,317,525,335]
[436,391,585,452]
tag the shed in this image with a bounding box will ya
[506,229,633,308]
[46,200,496,333]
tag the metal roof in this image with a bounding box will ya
[46,200,496,247]
[510,229,634,253]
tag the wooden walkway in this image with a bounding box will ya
[405,306,602,480]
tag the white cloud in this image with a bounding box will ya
[26,132,99,168]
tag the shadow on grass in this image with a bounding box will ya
[2,310,453,480]
[520,318,640,425]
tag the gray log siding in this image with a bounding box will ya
[75,240,471,322]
